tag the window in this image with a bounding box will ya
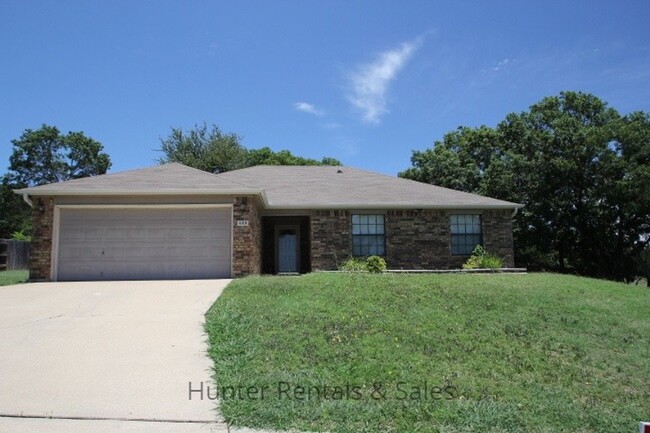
[450,214,482,255]
[352,214,385,256]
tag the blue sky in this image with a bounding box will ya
[1,1,649,176]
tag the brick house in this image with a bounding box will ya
[15,163,522,281]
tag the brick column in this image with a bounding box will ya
[232,196,262,276]
[29,197,54,281]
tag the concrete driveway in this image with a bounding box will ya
[0,280,230,433]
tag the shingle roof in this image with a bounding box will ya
[215,165,521,209]
[15,163,522,209]
[13,163,258,195]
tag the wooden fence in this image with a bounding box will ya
[0,239,30,270]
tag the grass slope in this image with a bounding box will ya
[0,269,28,286]
[205,273,650,433]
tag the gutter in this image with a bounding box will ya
[14,188,271,209]
[13,188,262,196]
[22,193,33,208]
[263,203,525,211]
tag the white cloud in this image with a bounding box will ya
[492,58,511,71]
[347,39,420,124]
[294,101,324,116]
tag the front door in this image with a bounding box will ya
[276,226,299,273]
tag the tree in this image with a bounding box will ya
[2,125,111,237]
[400,126,502,193]
[400,91,649,282]
[636,249,650,287]
[8,125,111,187]
[158,123,248,173]
[614,111,650,281]
[501,92,622,277]
[0,176,31,238]
[158,123,341,172]
[246,147,342,167]
[320,157,343,166]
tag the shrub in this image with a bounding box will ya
[339,256,388,273]
[463,245,503,269]
[366,255,387,273]
[479,254,504,269]
[338,257,368,272]
[366,256,386,274]
[10,231,31,241]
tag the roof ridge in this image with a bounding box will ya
[20,162,215,187]
[13,162,265,195]
[162,162,219,176]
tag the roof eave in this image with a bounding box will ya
[13,189,263,196]
[264,203,524,210]
[14,189,522,210]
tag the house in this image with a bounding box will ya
[15,163,522,281]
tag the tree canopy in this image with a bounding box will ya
[1,125,111,237]
[7,125,111,187]
[400,91,650,282]
[0,177,31,238]
[158,123,341,173]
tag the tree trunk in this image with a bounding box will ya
[558,242,566,272]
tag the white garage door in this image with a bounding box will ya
[56,207,232,281]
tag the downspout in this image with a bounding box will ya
[22,193,34,208]
[511,207,519,217]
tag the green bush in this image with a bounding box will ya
[463,255,482,269]
[366,255,387,273]
[338,257,368,272]
[338,256,388,273]
[479,254,504,269]
[463,245,503,269]
[10,230,31,241]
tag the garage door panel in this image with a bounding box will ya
[59,248,101,263]
[167,228,190,239]
[57,207,232,281]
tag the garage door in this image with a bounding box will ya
[56,207,231,281]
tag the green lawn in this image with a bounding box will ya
[205,273,650,433]
[0,269,28,286]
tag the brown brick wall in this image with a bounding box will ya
[29,197,54,281]
[308,208,515,271]
[482,209,515,267]
[232,196,262,276]
[309,210,352,270]
[385,209,466,269]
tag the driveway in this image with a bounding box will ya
[0,280,230,433]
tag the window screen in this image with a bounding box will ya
[352,214,385,256]
[450,214,482,255]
